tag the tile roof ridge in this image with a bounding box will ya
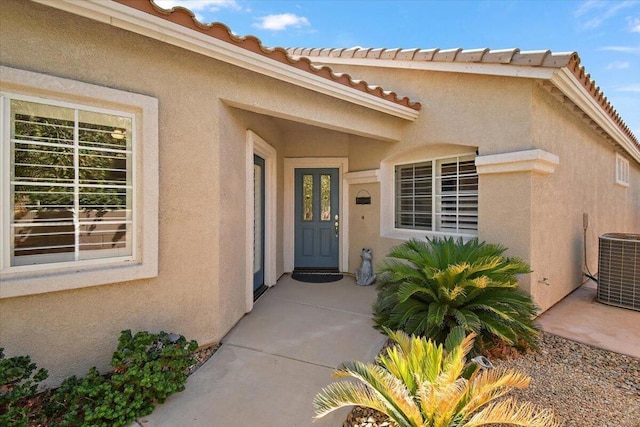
[115,1,421,111]
[288,46,638,149]
[289,46,580,68]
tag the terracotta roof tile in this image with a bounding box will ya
[482,48,519,63]
[380,48,401,59]
[456,48,489,62]
[112,1,421,111]
[414,48,439,61]
[340,47,360,58]
[287,46,638,149]
[511,50,551,66]
[433,48,462,62]
[353,48,372,58]
[395,48,419,60]
[367,48,386,59]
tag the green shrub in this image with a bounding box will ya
[45,330,198,426]
[314,329,559,426]
[373,237,539,353]
[0,348,48,427]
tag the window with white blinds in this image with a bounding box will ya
[615,153,630,187]
[395,155,478,235]
[4,96,134,267]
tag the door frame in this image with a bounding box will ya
[284,157,349,273]
[246,130,277,313]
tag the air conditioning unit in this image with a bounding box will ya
[597,233,640,311]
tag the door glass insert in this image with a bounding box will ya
[253,163,262,274]
[303,174,313,221]
[320,174,331,221]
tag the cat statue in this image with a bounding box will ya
[356,248,376,286]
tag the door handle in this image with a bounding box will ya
[334,214,339,237]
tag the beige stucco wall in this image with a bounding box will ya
[528,86,640,310]
[0,0,406,385]
[333,63,538,274]
[328,62,639,314]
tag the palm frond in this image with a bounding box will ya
[462,398,561,427]
[332,360,423,425]
[313,381,390,418]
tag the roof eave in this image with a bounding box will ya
[291,55,557,80]
[551,68,640,164]
[299,55,640,163]
[30,0,419,121]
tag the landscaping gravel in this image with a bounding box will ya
[343,332,640,427]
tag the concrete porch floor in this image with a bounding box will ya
[137,277,640,426]
[137,275,385,426]
[536,280,640,359]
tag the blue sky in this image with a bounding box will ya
[156,0,640,136]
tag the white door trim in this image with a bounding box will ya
[246,130,277,313]
[284,157,349,273]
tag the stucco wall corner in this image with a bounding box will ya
[475,148,559,175]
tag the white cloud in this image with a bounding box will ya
[253,13,310,31]
[616,83,640,92]
[629,17,640,32]
[574,0,601,17]
[599,46,640,54]
[606,61,631,69]
[575,0,637,30]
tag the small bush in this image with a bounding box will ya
[0,348,48,427]
[373,237,539,354]
[44,330,198,426]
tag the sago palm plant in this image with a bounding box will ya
[373,237,538,352]
[314,330,559,427]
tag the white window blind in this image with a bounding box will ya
[395,155,478,235]
[615,153,630,187]
[6,97,134,267]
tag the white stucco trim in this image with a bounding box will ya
[550,69,640,164]
[344,169,380,184]
[284,157,349,273]
[245,131,277,312]
[475,149,560,175]
[32,0,418,122]
[0,66,158,299]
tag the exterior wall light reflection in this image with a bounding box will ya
[111,129,126,140]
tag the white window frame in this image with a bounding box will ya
[615,153,630,187]
[381,151,478,241]
[4,94,135,269]
[0,66,158,298]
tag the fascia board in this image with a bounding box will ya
[303,56,557,80]
[31,0,419,121]
[550,68,640,164]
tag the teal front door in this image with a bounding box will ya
[253,155,265,293]
[294,168,339,270]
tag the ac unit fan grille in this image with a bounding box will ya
[597,233,640,311]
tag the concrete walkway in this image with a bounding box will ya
[137,275,385,426]
[137,277,640,426]
[537,280,640,359]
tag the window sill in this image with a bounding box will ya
[382,228,478,242]
[0,259,157,299]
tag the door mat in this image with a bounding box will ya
[291,272,344,283]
